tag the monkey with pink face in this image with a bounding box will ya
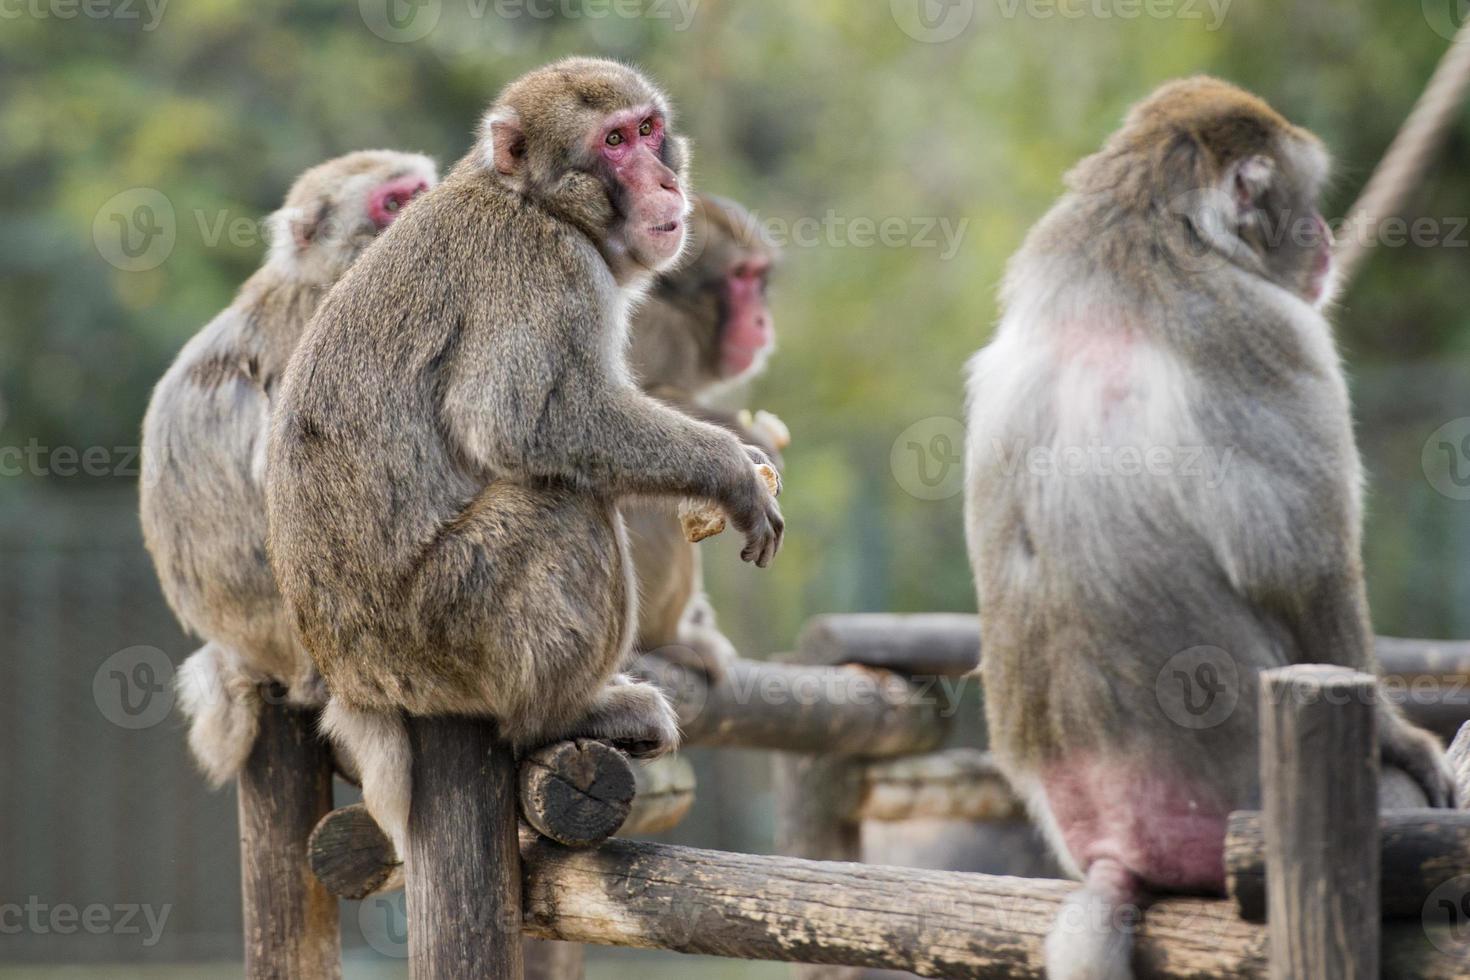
[267,59,784,859]
[141,150,437,786]
[965,77,1453,980]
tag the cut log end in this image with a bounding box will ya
[519,739,636,847]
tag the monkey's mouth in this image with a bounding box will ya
[649,221,680,235]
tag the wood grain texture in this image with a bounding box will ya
[642,657,950,756]
[405,715,522,980]
[237,693,340,980]
[1261,666,1380,980]
[1226,808,1470,920]
[797,613,981,677]
[857,749,1023,823]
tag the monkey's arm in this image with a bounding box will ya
[444,276,772,513]
[643,385,784,467]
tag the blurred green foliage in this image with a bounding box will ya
[3,0,1470,654]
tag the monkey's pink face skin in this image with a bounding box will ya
[368,175,433,230]
[596,107,687,270]
[720,256,774,379]
[1303,212,1334,306]
[1041,757,1230,894]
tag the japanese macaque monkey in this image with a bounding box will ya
[625,193,788,680]
[139,150,437,785]
[964,77,1453,980]
[266,59,784,858]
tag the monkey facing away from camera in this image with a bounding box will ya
[964,77,1454,980]
[266,58,784,858]
[625,193,789,680]
[139,150,437,786]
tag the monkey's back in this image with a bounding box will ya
[965,211,1363,803]
[140,286,308,685]
[267,167,633,725]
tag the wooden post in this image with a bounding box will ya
[405,715,522,980]
[1261,666,1380,980]
[775,754,862,980]
[238,688,340,980]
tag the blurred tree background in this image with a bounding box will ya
[2,0,1469,973]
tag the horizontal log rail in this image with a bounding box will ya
[856,748,1024,823]
[1226,808,1470,921]
[641,656,952,756]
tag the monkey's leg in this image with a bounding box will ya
[1289,582,1455,807]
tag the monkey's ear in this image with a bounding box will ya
[486,109,527,177]
[1225,154,1274,223]
[288,201,332,250]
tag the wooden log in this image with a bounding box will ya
[1261,666,1380,980]
[405,715,522,980]
[301,815,1461,976]
[856,749,1023,823]
[238,691,340,980]
[1377,637,1470,678]
[1225,808,1470,920]
[519,743,695,847]
[797,613,981,676]
[641,656,950,756]
[312,754,696,900]
[521,835,1464,977]
[519,740,635,847]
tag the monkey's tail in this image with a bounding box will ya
[176,642,261,788]
[321,698,411,862]
[1044,857,1139,980]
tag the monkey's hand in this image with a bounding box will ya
[678,457,783,565]
[1382,717,1458,808]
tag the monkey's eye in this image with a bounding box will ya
[384,199,400,213]
[638,119,654,138]
[606,131,625,147]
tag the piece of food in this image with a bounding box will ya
[679,462,780,543]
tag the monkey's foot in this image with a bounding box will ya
[571,677,680,759]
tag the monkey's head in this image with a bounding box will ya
[267,150,438,284]
[481,57,693,282]
[1074,76,1334,305]
[645,195,779,387]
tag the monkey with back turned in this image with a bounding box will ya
[139,150,437,785]
[266,58,784,858]
[964,77,1453,980]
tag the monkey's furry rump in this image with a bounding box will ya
[176,643,261,787]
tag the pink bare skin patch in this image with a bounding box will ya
[1041,755,1230,895]
[1052,322,1139,415]
[720,257,773,378]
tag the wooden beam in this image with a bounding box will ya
[519,742,694,847]
[1261,666,1380,980]
[405,715,522,979]
[1226,808,1470,920]
[856,749,1023,823]
[307,812,1459,976]
[311,752,695,900]
[237,692,339,980]
[642,657,950,756]
[797,614,981,676]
